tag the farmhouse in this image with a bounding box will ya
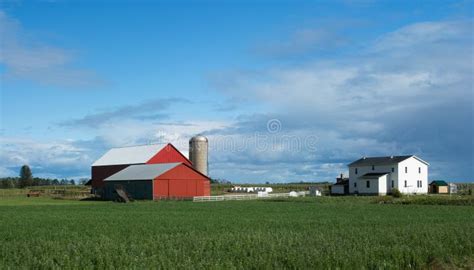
[348,155,429,195]
[91,140,210,200]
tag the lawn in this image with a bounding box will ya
[0,196,472,269]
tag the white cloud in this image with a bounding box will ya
[372,21,472,52]
[1,19,471,182]
[0,137,94,178]
[0,10,104,87]
[209,20,473,181]
[59,98,189,128]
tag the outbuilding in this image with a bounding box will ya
[103,162,210,200]
[330,183,346,195]
[429,180,449,194]
[331,174,349,195]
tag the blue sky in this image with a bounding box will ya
[0,1,473,182]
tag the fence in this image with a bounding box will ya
[0,186,91,199]
[193,192,292,202]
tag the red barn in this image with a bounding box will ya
[103,163,210,200]
[91,143,209,200]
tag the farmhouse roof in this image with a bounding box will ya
[359,172,389,179]
[104,163,181,181]
[92,143,167,166]
[348,155,429,167]
[333,179,349,186]
[430,180,448,186]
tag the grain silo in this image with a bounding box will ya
[189,135,208,176]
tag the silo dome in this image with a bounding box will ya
[189,135,208,176]
[191,135,208,142]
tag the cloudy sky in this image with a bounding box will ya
[0,1,473,182]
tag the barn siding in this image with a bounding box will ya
[91,164,130,189]
[153,164,210,199]
[146,144,192,166]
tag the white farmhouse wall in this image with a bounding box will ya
[356,175,387,195]
[378,175,387,195]
[348,156,428,195]
[331,185,345,194]
[349,164,397,194]
[397,157,428,194]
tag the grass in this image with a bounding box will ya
[0,196,472,269]
[373,194,474,206]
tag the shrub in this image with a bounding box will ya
[391,188,402,198]
[372,196,394,204]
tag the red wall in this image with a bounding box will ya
[153,164,210,199]
[146,144,192,166]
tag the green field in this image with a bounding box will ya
[0,196,472,269]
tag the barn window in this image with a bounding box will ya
[418,167,421,174]
[391,167,394,173]
[366,181,370,188]
[354,182,357,188]
[391,181,394,188]
[405,167,408,173]
[404,180,407,187]
[372,165,375,171]
[355,168,358,174]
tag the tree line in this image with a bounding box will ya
[0,165,88,189]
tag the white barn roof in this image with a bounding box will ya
[104,163,181,181]
[92,144,167,166]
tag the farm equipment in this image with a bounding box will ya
[114,185,131,203]
[26,191,40,197]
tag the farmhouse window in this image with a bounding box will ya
[405,167,408,173]
[404,180,407,187]
[391,181,394,188]
[372,165,374,170]
[355,168,358,174]
[418,167,421,174]
[391,167,394,172]
[420,181,422,188]
[366,181,370,188]
[354,182,357,188]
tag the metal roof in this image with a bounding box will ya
[430,180,449,186]
[104,163,181,181]
[348,155,429,167]
[92,144,167,166]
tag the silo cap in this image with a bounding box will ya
[190,134,208,142]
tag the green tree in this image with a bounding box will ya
[19,165,33,188]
